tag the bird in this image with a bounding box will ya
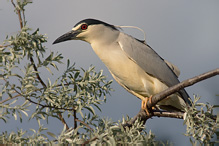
[53,18,191,114]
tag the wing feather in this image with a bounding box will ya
[118,33,191,105]
[164,60,180,77]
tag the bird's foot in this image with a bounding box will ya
[141,95,153,115]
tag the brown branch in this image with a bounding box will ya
[13,84,70,130]
[148,68,219,109]
[11,0,23,29]
[73,110,77,129]
[82,137,98,146]
[123,109,184,128]
[22,8,26,26]
[12,86,71,129]
[0,79,21,104]
[83,109,184,145]
[125,68,219,127]
[3,77,76,111]
[30,57,47,88]
[75,119,93,132]
[58,113,69,130]
[152,110,184,119]
[17,7,23,28]
[3,78,76,111]
[11,0,16,8]
[25,96,76,111]
[0,44,11,48]
[0,94,21,104]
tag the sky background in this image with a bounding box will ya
[0,0,219,145]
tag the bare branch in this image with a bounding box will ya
[12,84,71,130]
[11,0,16,7]
[2,78,76,111]
[0,44,11,48]
[0,94,21,104]
[58,113,69,130]
[25,96,76,111]
[30,57,47,88]
[123,109,184,127]
[82,137,98,145]
[75,119,93,132]
[73,110,77,129]
[153,111,184,119]
[148,68,219,109]
[126,69,219,127]
[11,0,23,29]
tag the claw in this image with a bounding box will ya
[149,95,152,104]
[141,98,150,115]
[141,95,154,115]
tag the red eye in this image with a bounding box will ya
[81,24,88,30]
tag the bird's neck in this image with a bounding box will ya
[88,28,120,46]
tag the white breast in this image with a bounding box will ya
[91,40,161,97]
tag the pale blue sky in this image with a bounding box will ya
[0,0,219,145]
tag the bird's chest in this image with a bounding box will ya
[91,43,154,94]
[92,43,136,75]
[92,43,129,71]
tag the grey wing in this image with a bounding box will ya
[118,33,191,105]
[164,60,180,77]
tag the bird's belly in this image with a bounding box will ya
[92,44,165,97]
[109,57,154,96]
[106,56,185,110]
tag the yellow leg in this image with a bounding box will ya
[141,98,149,115]
[149,95,152,104]
[141,95,153,115]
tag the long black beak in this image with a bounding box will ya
[53,30,80,44]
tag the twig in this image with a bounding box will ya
[73,110,77,129]
[11,0,16,9]
[58,113,69,130]
[22,8,26,26]
[25,96,76,111]
[0,44,11,48]
[11,0,23,28]
[123,109,185,128]
[0,94,21,104]
[152,110,184,119]
[30,57,47,88]
[12,83,71,129]
[82,137,98,145]
[75,119,93,132]
[2,78,76,111]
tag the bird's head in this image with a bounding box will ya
[53,18,119,45]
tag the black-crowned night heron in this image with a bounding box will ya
[53,18,191,114]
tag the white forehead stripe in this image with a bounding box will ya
[72,23,86,31]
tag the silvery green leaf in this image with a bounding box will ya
[47,132,57,139]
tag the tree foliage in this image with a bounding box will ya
[0,0,218,145]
